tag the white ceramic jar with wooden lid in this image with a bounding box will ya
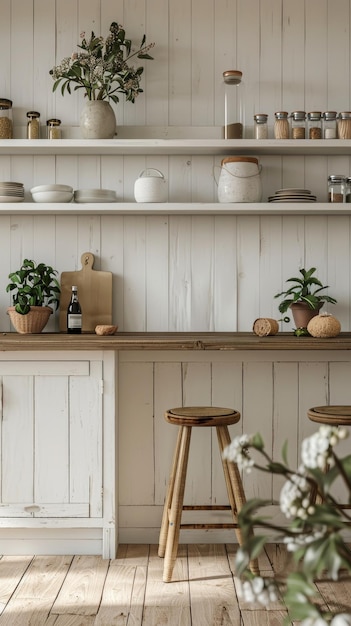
[217,156,262,203]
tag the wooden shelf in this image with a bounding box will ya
[2,202,351,215]
[3,137,351,156]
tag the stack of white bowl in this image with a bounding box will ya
[0,181,24,203]
[31,184,73,203]
[74,188,117,203]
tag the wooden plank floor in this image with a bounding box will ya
[0,544,348,625]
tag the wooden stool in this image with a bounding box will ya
[158,406,259,582]
[307,405,351,505]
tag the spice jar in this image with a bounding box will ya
[222,70,244,139]
[253,114,268,139]
[307,112,322,139]
[0,98,13,139]
[328,175,346,203]
[322,111,337,139]
[27,111,40,139]
[274,111,289,139]
[346,177,351,202]
[47,118,61,139]
[290,111,306,139]
[337,112,351,139]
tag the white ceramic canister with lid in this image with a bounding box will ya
[134,168,167,202]
[217,156,262,203]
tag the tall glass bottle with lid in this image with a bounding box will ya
[274,111,289,139]
[322,111,337,139]
[307,112,322,139]
[222,70,244,139]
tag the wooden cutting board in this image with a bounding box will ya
[59,252,113,332]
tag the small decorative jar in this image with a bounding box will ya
[322,111,337,139]
[27,111,40,139]
[0,98,13,139]
[290,111,306,139]
[307,112,322,139]
[328,175,346,203]
[134,168,167,203]
[47,118,61,139]
[253,114,268,139]
[337,112,351,139]
[274,111,289,139]
[222,70,244,139]
[217,156,262,203]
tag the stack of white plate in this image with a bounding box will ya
[74,189,117,203]
[0,181,24,203]
[31,184,73,203]
[268,188,317,202]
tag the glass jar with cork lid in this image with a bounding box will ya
[222,70,244,139]
[0,99,13,139]
[47,118,61,139]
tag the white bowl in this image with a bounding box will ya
[31,190,73,203]
[31,184,73,194]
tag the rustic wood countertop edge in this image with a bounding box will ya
[0,332,350,351]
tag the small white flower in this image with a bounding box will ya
[331,614,351,626]
[223,434,255,473]
[301,426,349,471]
[238,577,279,605]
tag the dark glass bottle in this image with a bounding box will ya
[67,285,82,334]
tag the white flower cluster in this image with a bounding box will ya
[283,527,325,552]
[239,576,279,605]
[280,466,314,520]
[301,425,348,470]
[301,614,351,626]
[223,434,255,473]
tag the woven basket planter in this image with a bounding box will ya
[7,306,53,334]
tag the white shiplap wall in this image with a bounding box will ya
[0,0,351,545]
[0,0,350,332]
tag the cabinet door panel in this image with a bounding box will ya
[70,361,103,517]
[2,376,33,504]
[34,376,69,504]
[0,360,103,519]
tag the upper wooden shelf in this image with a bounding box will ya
[3,137,351,156]
[1,202,350,215]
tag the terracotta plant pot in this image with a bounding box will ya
[7,306,53,334]
[290,301,323,329]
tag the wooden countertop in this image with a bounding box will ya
[0,331,351,351]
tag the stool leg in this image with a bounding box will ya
[163,425,191,583]
[217,425,259,575]
[158,426,183,557]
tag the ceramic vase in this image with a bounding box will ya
[80,100,116,139]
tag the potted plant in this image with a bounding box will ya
[274,267,337,331]
[6,259,61,334]
[49,22,155,138]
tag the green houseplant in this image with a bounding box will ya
[275,267,337,331]
[6,259,60,334]
[49,21,155,139]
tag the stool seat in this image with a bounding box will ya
[166,406,241,427]
[158,405,258,582]
[307,405,351,507]
[307,405,351,426]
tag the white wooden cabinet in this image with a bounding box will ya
[0,351,116,557]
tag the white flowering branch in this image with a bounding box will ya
[223,427,351,624]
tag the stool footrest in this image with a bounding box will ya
[180,523,238,530]
[182,505,231,511]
